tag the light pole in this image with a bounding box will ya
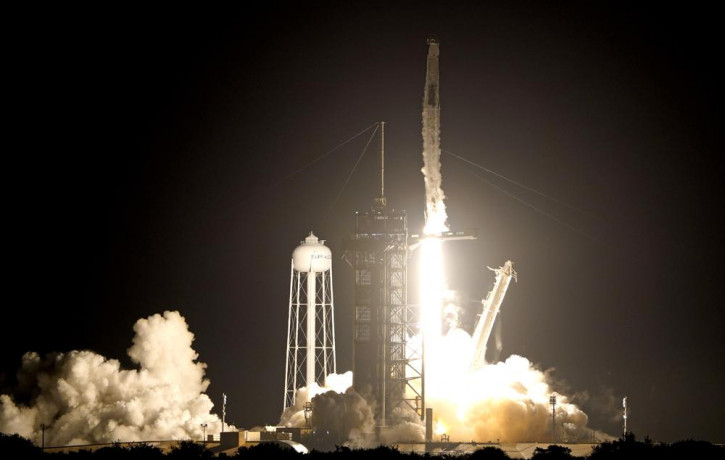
[549,394,557,444]
[201,423,207,445]
[222,393,227,433]
[40,423,46,452]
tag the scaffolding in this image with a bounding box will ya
[346,208,424,424]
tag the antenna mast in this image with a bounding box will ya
[374,121,387,209]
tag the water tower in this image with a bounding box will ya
[283,232,337,410]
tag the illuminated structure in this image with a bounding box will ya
[345,123,424,425]
[470,261,516,370]
[283,233,336,411]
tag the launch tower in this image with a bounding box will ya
[345,123,424,425]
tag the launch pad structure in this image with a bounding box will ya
[344,122,425,425]
[343,128,491,429]
[343,125,479,427]
[282,39,512,437]
[344,39,482,428]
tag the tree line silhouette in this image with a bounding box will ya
[2,432,723,460]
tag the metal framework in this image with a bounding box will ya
[346,208,424,424]
[284,259,336,411]
[470,261,516,370]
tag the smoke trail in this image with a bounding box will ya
[414,39,613,445]
[0,311,228,446]
[421,39,448,234]
[419,39,449,399]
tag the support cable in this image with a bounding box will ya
[327,124,380,213]
[467,169,609,248]
[270,122,378,189]
[443,149,595,219]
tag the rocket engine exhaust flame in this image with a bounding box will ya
[412,39,608,444]
[420,39,449,398]
[0,311,230,446]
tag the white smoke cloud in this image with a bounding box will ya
[277,328,609,446]
[279,371,402,448]
[278,371,353,429]
[279,371,428,448]
[430,354,586,442]
[424,320,610,443]
[0,311,228,446]
[379,406,425,445]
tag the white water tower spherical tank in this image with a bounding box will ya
[292,232,331,272]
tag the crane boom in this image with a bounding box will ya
[470,261,517,371]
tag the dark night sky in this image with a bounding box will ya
[4,2,723,443]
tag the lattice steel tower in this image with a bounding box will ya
[345,122,424,426]
[283,232,337,411]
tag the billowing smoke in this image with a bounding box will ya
[428,352,595,442]
[0,311,228,446]
[378,406,426,445]
[279,371,427,448]
[278,372,380,447]
[421,39,448,234]
[310,388,376,447]
[278,371,354,429]
[421,294,613,443]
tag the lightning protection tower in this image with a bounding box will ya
[344,122,423,426]
[283,232,337,411]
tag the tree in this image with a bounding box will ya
[127,442,165,459]
[0,432,43,459]
[531,445,572,460]
[168,440,213,459]
[93,443,133,459]
[589,433,657,460]
[236,442,303,459]
[666,440,724,460]
[468,446,510,460]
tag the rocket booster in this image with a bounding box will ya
[423,39,440,110]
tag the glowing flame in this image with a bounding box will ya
[416,209,596,442]
[411,36,603,444]
[420,237,444,344]
[434,420,447,436]
[423,208,448,235]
